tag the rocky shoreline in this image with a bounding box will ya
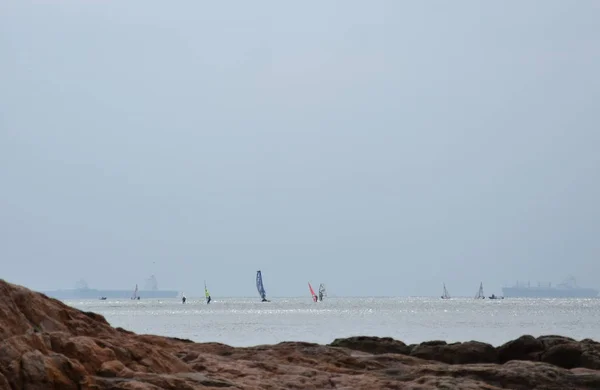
[1,279,599,389]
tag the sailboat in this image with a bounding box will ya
[475,282,485,299]
[131,284,140,300]
[308,282,318,302]
[256,270,269,302]
[441,283,450,299]
[318,283,326,301]
[204,281,212,304]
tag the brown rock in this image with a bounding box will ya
[538,335,577,349]
[411,341,498,364]
[541,343,583,369]
[2,279,600,389]
[497,335,545,363]
[329,336,411,355]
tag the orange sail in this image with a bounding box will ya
[308,282,317,302]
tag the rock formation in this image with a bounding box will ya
[1,279,600,389]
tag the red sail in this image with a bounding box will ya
[308,282,317,302]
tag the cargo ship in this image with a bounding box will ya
[42,275,178,300]
[502,277,598,298]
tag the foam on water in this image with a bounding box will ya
[68,297,600,347]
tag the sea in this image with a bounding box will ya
[67,297,600,347]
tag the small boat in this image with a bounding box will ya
[204,281,212,304]
[489,294,504,300]
[441,283,451,299]
[256,270,270,302]
[475,282,485,299]
[308,282,318,302]
[181,292,186,304]
[318,283,326,302]
[100,297,107,300]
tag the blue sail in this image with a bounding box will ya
[256,270,267,301]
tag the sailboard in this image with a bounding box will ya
[256,270,269,302]
[308,282,318,302]
[204,281,211,304]
[318,283,326,301]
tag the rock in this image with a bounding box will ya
[497,335,545,363]
[19,350,86,390]
[329,336,411,355]
[410,341,498,364]
[538,335,577,349]
[98,360,129,377]
[541,343,583,369]
[2,279,600,389]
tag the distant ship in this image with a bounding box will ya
[502,277,599,298]
[42,275,178,300]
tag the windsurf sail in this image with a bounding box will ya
[475,282,485,299]
[441,283,450,299]
[131,284,138,300]
[204,281,211,304]
[318,283,326,301]
[308,282,317,302]
[256,270,267,302]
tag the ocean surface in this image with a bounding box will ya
[67,297,600,347]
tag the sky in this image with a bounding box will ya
[1,1,599,298]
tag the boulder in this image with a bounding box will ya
[541,343,583,369]
[329,336,411,355]
[497,335,545,363]
[410,341,498,364]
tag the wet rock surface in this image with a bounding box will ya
[1,279,600,389]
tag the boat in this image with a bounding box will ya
[441,283,450,299]
[489,294,503,300]
[475,282,485,299]
[256,270,270,302]
[318,283,326,301]
[99,297,107,300]
[131,284,140,300]
[204,281,211,304]
[308,282,318,302]
[502,277,599,298]
[181,292,186,304]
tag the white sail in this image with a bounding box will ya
[318,283,326,301]
[475,282,485,299]
[441,283,450,299]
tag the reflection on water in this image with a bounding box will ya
[68,297,600,347]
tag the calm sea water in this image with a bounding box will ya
[67,297,600,347]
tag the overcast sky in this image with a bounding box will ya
[1,1,599,297]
